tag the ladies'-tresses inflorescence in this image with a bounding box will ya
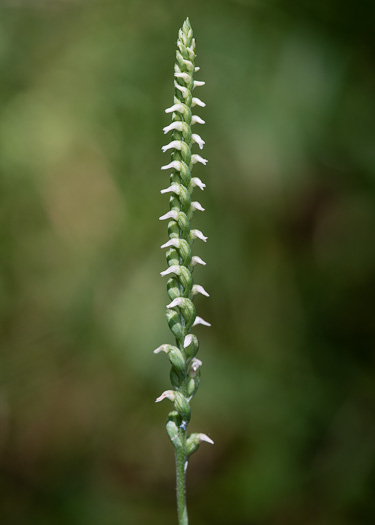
[154,18,212,525]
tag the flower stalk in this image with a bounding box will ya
[155,17,212,525]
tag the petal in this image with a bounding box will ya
[191,256,206,266]
[162,140,182,153]
[166,297,184,309]
[192,134,205,150]
[191,229,208,242]
[160,238,180,249]
[191,115,205,125]
[191,177,206,191]
[192,284,210,297]
[161,160,181,171]
[193,316,211,327]
[191,201,205,212]
[191,154,208,165]
[163,121,184,134]
[159,210,178,221]
[160,265,180,277]
[160,184,180,195]
[192,97,206,108]
[193,80,205,88]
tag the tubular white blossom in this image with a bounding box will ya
[166,297,185,309]
[154,345,170,354]
[162,140,183,153]
[174,72,191,83]
[191,201,205,212]
[191,177,206,190]
[155,390,176,403]
[192,134,205,150]
[191,115,205,125]
[192,97,206,107]
[191,154,208,165]
[193,316,211,327]
[163,121,184,134]
[165,103,185,114]
[160,184,180,195]
[180,57,194,70]
[160,265,180,277]
[194,66,200,72]
[161,160,182,171]
[160,238,180,249]
[196,433,214,445]
[159,210,179,221]
[191,256,206,266]
[175,83,189,98]
[191,229,208,242]
[192,284,210,297]
[193,80,205,88]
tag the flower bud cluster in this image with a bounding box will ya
[155,18,213,456]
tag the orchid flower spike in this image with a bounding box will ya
[154,17,212,525]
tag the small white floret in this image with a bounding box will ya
[162,140,183,153]
[186,46,195,59]
[191,229,208,242]
[191,256,206,266]
[161,160,181,171]
[197,433,214,445]
[155,390,176,403]
[191,358,203,373]
[191,115,205,125]
[153,345,169,354]
[192,97,206,108]
[192,134,205,150]
[163,121,184,134]
[160,238,180,249]
[175,83,189,98]
[193,80,205,89]
[191,154,208,166]
[193,316,211,327]
[181,58,194,71]
[174,72,191,83]
[166,297,184,309]
[160,265,180,277]
[191,177,206,191]
[165,103,185,114]
[194,66,200,72]
[160,184,180,195]
[192,201,205,212]
[159,210,178,221]
[192,285,210,297]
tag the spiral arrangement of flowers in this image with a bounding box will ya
[154,17,212,525]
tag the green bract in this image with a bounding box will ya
[154,17,213,525]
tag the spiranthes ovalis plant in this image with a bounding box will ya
[154,17,213,525]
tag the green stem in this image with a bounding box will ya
[176,430,188,525]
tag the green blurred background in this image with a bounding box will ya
[1,0,375,523]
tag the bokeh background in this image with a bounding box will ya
[1,0,375,523]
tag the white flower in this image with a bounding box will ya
[175,83,189,98]
[166,297,185,309]
[191,115,205,125]
[190,229,207,242]
[192,284,209,297]
[196,433,214,445]
[163,121,184,134]
[183,334,194,348]
[153,345,170,354]
[159,210,178,221]
[174,72,191,83]
[194,66,200,72]
[192,134,205,150]
[191,201,205,212]
[192,97,206,108]
[162,140,183,153]
[165,103,185,114]
[161,160,181,171]
[193,316,211,327]
[193,80,205,88]
[191,256,206,266]
[155,390,176,403]
[191,177,206,190]
[160,184,180,195]
[160,238,180,249]
[160,265,180,277]
[191,154,208,165]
